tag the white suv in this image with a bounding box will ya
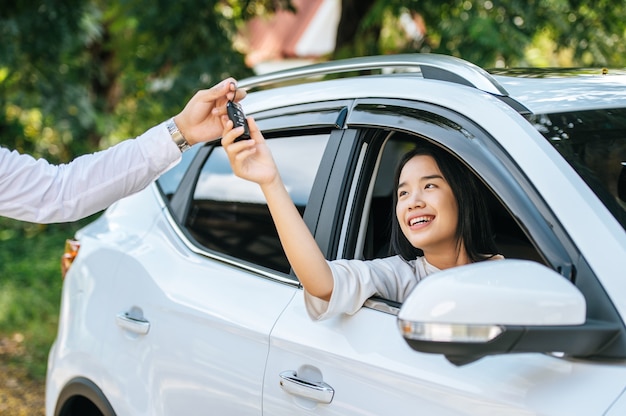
[47,54,626,416]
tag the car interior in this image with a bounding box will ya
[359,132,545,265]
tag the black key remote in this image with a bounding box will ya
[226,100,250,141]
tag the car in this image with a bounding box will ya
[46,53,626,416]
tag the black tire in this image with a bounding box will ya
[54,377,116,416]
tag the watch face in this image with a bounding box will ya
[167,118,180,136]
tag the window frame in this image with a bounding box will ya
[159,102,353,283]
[341,99,576,272]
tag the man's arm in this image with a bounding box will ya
[0,78,246,223]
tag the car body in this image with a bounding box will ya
[46,54,626,416]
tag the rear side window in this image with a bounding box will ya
[157,144,201,199]
[530,108,626,230]
[185,134,329,273]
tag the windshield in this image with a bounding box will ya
[529,108,626,231]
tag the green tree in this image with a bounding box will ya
[0,0,89,161]
[0,0,285,162]
[334,0,626,68]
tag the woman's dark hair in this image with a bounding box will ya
[389,142,498,262]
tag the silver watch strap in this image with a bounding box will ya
[166,118,191,152]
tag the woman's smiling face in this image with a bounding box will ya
[395,154,460,256]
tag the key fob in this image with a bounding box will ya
[226,100,250,141]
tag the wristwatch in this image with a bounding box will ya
[166,118,191,152]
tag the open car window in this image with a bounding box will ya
[360,132,544,265]
[355,131,546,314]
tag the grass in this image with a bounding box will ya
[0,216,91,380]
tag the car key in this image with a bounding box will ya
[226,100,250,141]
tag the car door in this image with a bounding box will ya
[261,98,626,415]
[98,107,343,415]
[98,148,299,415]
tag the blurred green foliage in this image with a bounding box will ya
[0,217,90,378]
[338,0,626,69]
[0,0,260,163]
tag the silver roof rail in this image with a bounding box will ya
[238,53,509,96]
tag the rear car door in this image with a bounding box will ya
[261,97,626,415]
[98,107,342,415]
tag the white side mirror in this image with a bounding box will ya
[397,260,597,364]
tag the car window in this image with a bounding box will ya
[359,133,543,265]
[530,108,626,230]
[185,133,329,274]
[339,128,547,315]
[346,100,578,279]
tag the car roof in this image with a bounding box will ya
[239,54,626,117]
[494,74,626,114]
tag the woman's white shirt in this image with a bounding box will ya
[304,255,439,321]
[304,254,504,321]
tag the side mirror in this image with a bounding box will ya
[397,260,619,365]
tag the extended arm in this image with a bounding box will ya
[0,78,246,223]
[222,117,334,301]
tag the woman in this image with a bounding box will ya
[222,117,501,321]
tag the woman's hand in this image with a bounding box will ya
[221,116,279,187]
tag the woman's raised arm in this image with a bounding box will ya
[221,117,334,301]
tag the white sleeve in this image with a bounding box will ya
[0,122,181,223]
[304,256,419,321]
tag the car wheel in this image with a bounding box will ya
[54,377,116,416]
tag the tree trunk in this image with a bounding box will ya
[333,0,378,58]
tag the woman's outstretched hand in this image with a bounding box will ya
[221,116,279,187]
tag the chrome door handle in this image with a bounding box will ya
[116,312,150,335]
[279,370,334,404]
